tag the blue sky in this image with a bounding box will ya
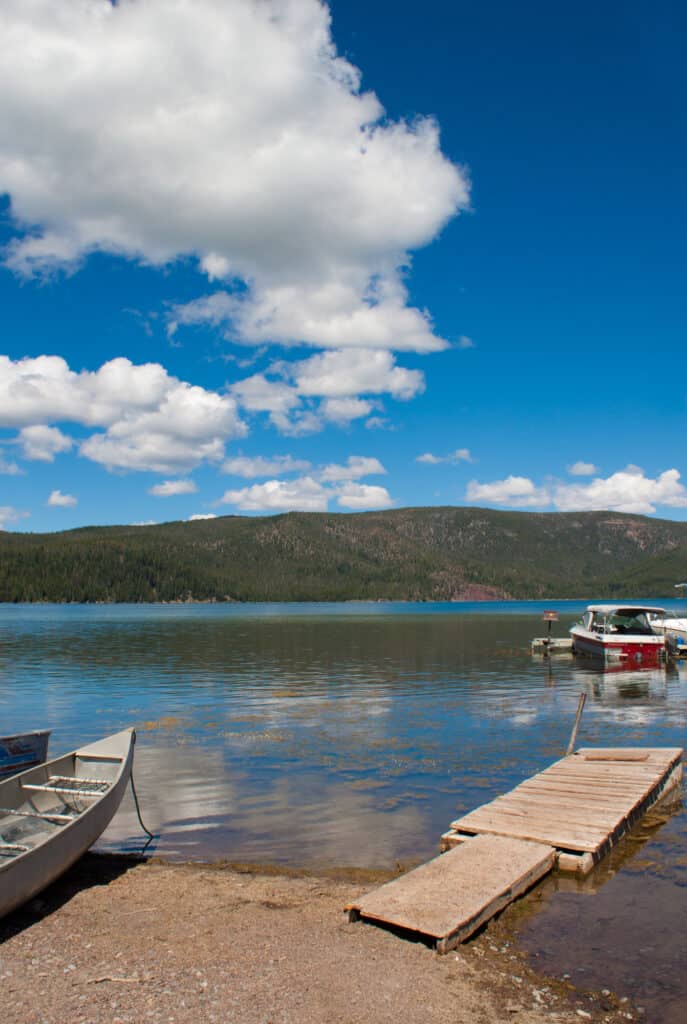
[1,0,686,532]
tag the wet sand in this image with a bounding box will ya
[0,855,641,1024]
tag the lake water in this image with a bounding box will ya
[1,600,686,1015]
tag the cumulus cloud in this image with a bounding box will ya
[417,448,472,465]
[466,466,687,514]
[568,461,598,476]
[320,456,386,482]
[230,374,300,422]
[457,335,475,349]
[188,513,218,521]
[0,355,246,473]
[336,483,393,509]
[466,475,550,508]
[0,355,172,429]
[148,479,198,497]
[2,0,468,354]
[290,349,423,400]
[218,454,392,511]
[231,348,423,433]
[47,489,77,507]
[552,467,687,514]
[0,505,29,530]
[219,477,329,512]
[18,424,72,462]
[320,397,373,423]
[222,455,311,478]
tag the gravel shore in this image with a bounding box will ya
[0,855,639,1024]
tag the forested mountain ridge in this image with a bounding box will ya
[1,506,686,603]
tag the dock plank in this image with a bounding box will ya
[347,834,554,952]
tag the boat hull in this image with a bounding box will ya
[0,731,50,778]
[570,627,665,664]
[0,730,134,919]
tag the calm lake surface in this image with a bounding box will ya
[1,600,686,1016]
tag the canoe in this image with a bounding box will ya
[0,731,51,778]
[0,729,134,919]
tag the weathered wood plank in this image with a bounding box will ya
[513,781,654,804]
[582,751,650,762]
[487,795,626,828]
[347,834,554,952]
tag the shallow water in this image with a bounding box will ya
[1,600,686,1016]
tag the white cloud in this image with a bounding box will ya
[417,448,473,465]
[2,0,468,354]
[148,479,198,497]
[290,349,423,400]
[457,335,475,349]
[222,455,311,478]
[364,415,392,430]
[47,489,77,507]
[231,348,424,434]
[465,465,687,515]
[0,505,29,530]
[568,461,599,477]
[320,456,386,482]
[466,475,549,508]
[0,457,22,475]
[336,483,393,509]
[0,355,246,473]
[188,513,218,521]
[230,373,299,421]
[552,467,687,514]
[320,397,373,423]
[0,355,172,429]
[18,424,72,462]
[219,454,393,511]
[219,476,329,512]
[452,448,473,463]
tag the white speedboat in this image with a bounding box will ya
[649,615,687,645]
[570,605,668,663]
[0,731,50,779]
[0,729,134,918]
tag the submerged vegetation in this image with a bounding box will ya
[1,506,686,603]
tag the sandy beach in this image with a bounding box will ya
[0,854,641,1024]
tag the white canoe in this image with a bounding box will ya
[0,729,134,918]
[0,730,51,779]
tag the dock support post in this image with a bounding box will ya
[566,692,586,755]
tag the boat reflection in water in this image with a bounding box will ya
[570,656,679,708]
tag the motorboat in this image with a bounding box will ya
[651,615,687,645]
[0,729,134,918]
[570,604,668,663]
[649,585,687,648]
[0,731,51,779]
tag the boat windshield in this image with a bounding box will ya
[590,610,656,636]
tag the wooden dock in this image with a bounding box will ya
[530,636,573,653]
[347,746,682,952]
[442,747,683,874]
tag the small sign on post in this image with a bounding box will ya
[542,610,559,642]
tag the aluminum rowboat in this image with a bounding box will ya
[0,729,134,918]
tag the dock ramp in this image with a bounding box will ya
[346,833,554,953]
